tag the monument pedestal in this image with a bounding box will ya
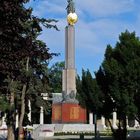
[52,102,86,124]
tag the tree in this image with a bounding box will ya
[48,61,64,93]
[0,1,30,139]
[96,30,140,140]
[0,0,58,139]
[17,18,58,140]
[77,69,103,117]
[76,69,103,139]
[76,75,86,107]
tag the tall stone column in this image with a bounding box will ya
[62,25,76,102]
[1,114,7,129]
[101,116,106,128]
[40,106,44,124]
[16,112,19,128]
[2,114,6,126]
[112,112,117,128]
[126,116,129,128]
[134,119,139,128]
[28,100,31,122]
[89,112,93,124]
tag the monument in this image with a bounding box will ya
[52,0,86,123]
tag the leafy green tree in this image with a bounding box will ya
[77,69,103,119]
[0,0,58,139]
[0,1,30,139]
[77,69,103,139]
[48,62,64,93]
[96,30,140,140]
[29,61,64,124]
[76,75,86,107]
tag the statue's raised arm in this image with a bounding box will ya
[66,0,75,14]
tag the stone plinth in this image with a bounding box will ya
[52,103,86,124]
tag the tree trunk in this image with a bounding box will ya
[107,118,115,133]
[122,115,127,140]
[111,115,127,140]
[7,89,15,140]
[7,126,15,140]
[18,84,27,140]
[18,57,29,140]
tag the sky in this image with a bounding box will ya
[28,0,140,76]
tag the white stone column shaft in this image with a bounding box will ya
[101,116,106,128]
[2,114,6,126]
[40,106,44,124]
[134,119,139,128]
[28,100,31,122]
[126,116,129,128]
[112,112,117,128]
[16,113,19,128]
[89,112,93,124]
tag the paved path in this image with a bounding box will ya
[38,135,140,140]
[42,135,112,140]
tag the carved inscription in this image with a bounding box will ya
[54,106,61,120]
[70,107,79,119]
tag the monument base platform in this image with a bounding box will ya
[52,102,86,124]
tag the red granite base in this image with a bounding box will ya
[52,103,86,123]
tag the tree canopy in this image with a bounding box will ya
[96,30,140,140]
[77,69,102,113]
[0,0,58,139]
[48,61,64,93]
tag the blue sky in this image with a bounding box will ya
[28,0,140,75]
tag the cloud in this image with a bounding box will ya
[30,0,135,19]
[76,0,135,18]
[28,0,140,73]
[30,0,66,18]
